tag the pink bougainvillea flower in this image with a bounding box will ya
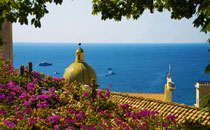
[27,83,35,92]
[54,124,60,130]
[0,94,6,99]
[100,124,105,127]
[109,84,112,88]
[80,125,87,129]
[97,91,104,98]
[120,104,129,108]
[167,115,176,122]
[19,92,28,99]
[66,126,74,130]
[3,64,9,69]
[17,86,23,91]
[89,105,94,109]
[16,110,21,115]
[8,81,15,89]
[162,123,168,127]
[0,110,7,114]
[49,115,60,123]
[3,120,16,127]
[12,118,17,122]
[24,100,30,106]
[24,108,32,114]
[105,92,110,97]
[53,77,60,82]
[90,125,96,130]
[82,92,89,98]
[33,78,38,83]
[98,109,104,114]
[29,118,35,126]
[0,84,5,88]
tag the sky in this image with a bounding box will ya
[13,0,209,44]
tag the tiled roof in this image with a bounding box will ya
[110,93,210,126]
[111,92,165,101]
[197,81,210,85]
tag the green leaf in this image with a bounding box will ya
[205,63,210,74]
[200,93,210,108]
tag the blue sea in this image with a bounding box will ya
[13,43,210,105]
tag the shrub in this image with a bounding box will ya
[0,57,201,130]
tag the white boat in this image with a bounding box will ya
[105,68,116,76]
[38,62,53,66]
[108,70,116,75]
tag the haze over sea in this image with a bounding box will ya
[13,43,210,105]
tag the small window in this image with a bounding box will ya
[78,55,80,60]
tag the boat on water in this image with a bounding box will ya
[105,68,116,76]
[108,70,116,75]
[38,62,53,66]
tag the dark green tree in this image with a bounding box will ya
[0,0,60,45]
[0,0,64,45]
[0,0,64,28]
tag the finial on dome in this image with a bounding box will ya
[76,43,84,62]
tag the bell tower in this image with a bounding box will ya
[164,65,176,102]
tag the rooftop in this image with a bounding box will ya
[197,81,210,85]
[110,92,210,126]
[111,92,165,101]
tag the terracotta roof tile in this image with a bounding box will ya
[111,92,165,101]
[110,92,210,125]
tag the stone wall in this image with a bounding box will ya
[0,21,13,64]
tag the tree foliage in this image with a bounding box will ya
[92,0,210,42]
[0,0,209,39]
[0,0,63,29]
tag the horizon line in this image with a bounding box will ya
[13,42,209,44]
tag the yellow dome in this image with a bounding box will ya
[63,46,97,85]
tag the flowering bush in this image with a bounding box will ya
[0,57,185,130]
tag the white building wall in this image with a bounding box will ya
[195,82,210,108]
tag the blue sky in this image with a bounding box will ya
[13,0,209,43]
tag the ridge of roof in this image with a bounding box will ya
[111,92,199,109]
[110,93,210,125]
[111,92,165,101]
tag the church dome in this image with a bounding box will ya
[63,44,97,85]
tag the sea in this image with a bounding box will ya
[13,43,210,105]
